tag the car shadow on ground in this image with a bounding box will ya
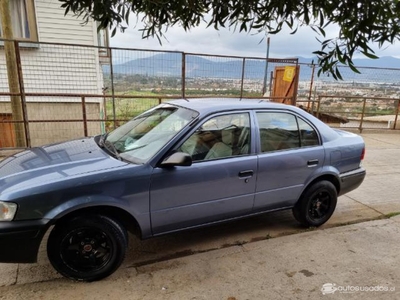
[124,210,303,269]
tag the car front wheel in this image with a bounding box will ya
[292,180,337,227]
[47,214,128,281]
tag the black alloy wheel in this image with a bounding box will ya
[292,180,337,227]
[308,191,332,222]
[47,214,128,281]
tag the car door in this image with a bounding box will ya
[150,112,258,234]
[253,111,325,211]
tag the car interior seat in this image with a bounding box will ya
[233,127,250,155]
[204,129,233,160]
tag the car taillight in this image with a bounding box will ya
[361,148,365,160]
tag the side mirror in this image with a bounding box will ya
[160,152,192,168]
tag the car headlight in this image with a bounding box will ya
[0,201,17,221]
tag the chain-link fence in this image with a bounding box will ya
[1,39,399,153]
[0,40,104,149]
[295,63,400,130]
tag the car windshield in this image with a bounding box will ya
[104,104,198,163]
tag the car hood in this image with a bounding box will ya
[0,137,128,198]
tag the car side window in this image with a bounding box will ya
[298,118,320,147]
[179,113,251,161]
[256,112,300,152]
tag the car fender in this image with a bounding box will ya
[301,165,341,196]
[43,195,151,238]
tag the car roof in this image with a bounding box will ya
[166,98,294,115]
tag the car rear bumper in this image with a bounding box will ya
[339,167,366,196]
[0,219,50,263]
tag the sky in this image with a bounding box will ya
[110,17,400,60]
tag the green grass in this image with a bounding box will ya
[103,91,161,130]
[385,212,400,218]
[105,92,160,118]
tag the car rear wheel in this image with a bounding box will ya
[292,181,337,227]
[47,214,128,281]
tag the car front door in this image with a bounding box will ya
[254,111,325,211]
[150,112,258,234]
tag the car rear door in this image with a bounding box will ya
[149,112,258,234]
[253,111,325,211]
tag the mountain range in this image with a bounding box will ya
[104,53,400,83]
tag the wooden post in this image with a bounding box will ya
[14,41,31,147]
[0,0,26,147]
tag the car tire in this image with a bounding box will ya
[47,214,128,281]
[292,180,337,227]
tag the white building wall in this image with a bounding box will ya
[35,0,95,45]
[0,0,104,100]
[0,0,106,147]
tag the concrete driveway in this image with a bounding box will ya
[0,132,399,299]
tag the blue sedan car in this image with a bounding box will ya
[0,98,366,281]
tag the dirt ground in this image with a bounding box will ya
[0,217,400,299]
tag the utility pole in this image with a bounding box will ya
[262,36,270,96]
[0,0,26,147]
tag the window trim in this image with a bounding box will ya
[296,115,322,148]
[96,22,110,58]
[0,0,38,42]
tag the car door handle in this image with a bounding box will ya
[238,170,254,178]
[307,159,319,167]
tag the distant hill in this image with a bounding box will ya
[108,52,270,78]
[103,53,400,83]
[297,56,400,69]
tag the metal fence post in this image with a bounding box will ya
[359,97,367,133]
[81,96,88,137]
[109,48,117,129]
[269,71,273,94]
[307,63,315,110]
[240,58,245,98]
[316,95,321,119]
[262,37,270,96]
[182,53,186,98]
[393,99,399,130]
[14,41,31,147]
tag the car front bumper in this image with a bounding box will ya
[339,167,366,196]
[0,219,50,263]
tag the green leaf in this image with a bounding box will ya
[318,27,326,37]
[361,51,379,59]
[349,63,361,74]
[111,27,117,37]
[312,51,327,56]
